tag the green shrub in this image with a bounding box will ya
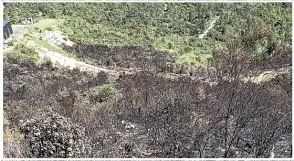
[184,46,192,53]
[24,33,32,37]
[8,40,15,46]
[72,67,81,74]
[62,37,68,41]
[167,42,172,49]
[34,27,40,31]
[11,44,39,61]
[45,27,53,31]
[89,85,117,103]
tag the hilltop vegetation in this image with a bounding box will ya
[4,3,292,65]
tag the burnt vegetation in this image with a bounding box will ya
[64,44,174,72]
[3,2,292,159]
[4,31,292,158]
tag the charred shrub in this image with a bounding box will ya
[20,113,92,158]
[64,44,175,72]
[56,87,77,118]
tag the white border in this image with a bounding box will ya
[1,0,293,160]
[1,0,293,2]
[2,159,294,160]
[1,1,4,160]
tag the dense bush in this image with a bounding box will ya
[4,3,292,64]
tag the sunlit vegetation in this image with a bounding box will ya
[4,3,291,65]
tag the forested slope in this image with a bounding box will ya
[4,3,292,65]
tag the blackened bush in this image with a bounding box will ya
[20,113,92,158]
[64,44,175,72]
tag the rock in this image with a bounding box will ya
[41,30,73,47]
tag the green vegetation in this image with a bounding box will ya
[89,85,117,103]
[33,37,64,53]
[31,37,82,61]
[31,19,59,30]
[28,19,60,33]
[5,44,39,62]
[24,33,33,38]
[44,26,54,31]
[7,39,16,46]
[4,3,292,65]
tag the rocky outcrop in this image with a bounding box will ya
[41,30,74,47]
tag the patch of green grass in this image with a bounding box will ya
[177,49,213,67]
[5,44,39,62]
[199,53,213,62]
[44,27,54,31]
[177,52,201,66]
[30,19,60,30]
[24,33,33,38]
[33,37,65,54]
[31,37,95,64]
[153,36,216,65]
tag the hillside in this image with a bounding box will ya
[4,3,291,65]
[3,2,292,158]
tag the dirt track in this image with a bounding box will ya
[8,23,290,86]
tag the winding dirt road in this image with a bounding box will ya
[26,39,291,86]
